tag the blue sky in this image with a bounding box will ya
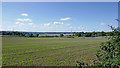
[2,2,118,32]
[2,0,120,2]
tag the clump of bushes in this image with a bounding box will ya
[93,26,120,66]
[76,26,120,67]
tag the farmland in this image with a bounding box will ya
[2,36,107,66]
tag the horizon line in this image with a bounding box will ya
[1,30,112,32]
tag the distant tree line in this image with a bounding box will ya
[74,31,114,37]
[1,31,60,37]
[1,31,116,37]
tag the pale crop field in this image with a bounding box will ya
[2,36,107,66]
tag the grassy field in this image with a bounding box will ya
[2,36,107,66]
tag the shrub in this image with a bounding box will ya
[60,34,64,37]
[76,26,120,66]
[93,26,120,66]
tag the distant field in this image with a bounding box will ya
[2,36,107,66]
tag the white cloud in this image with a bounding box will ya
[17,18,32,22]
[60,17,70,21]
[21,13,28,16]
[23,18,32,22]
[44,23,50,26]
[53,22,64,25]
[28,23,33,25]
[17,18,24,21]
[15,22,20,24]
[100,22,106,26]
[15,22,25,26]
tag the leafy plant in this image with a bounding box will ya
[94,26,120,66]
[76,26,120,66]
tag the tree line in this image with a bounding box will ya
[1,31,115,37]
[74,31,114,37]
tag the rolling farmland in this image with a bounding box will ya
[2,36,107,66]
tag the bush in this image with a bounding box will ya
[60,34,64,37]
[94,26,120,66]
[76,26,120,66]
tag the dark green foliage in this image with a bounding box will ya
[94,26,120,66]
[100,31,106,36]
[60,34,64,37]
[75,32,82,37]
[106,32,114,36]
[85,32,92,37]
[2,31,117,38]
[76,61,87,67]
[74,31,113,37]
[76,26,120,66]
[0,31,2,35]
[75,32,84,37]
[91,31,98,37]
[29,33,34,37]
[36,34,39,37]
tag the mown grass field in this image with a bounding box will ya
[2,36,107,66]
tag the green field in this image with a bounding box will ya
[2,36,107,66]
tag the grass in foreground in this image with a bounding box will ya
[2,36,107,66]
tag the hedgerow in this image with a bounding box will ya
[76,26,120,67]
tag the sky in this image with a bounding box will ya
[2,2,118,32]
[2,0,120,2]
